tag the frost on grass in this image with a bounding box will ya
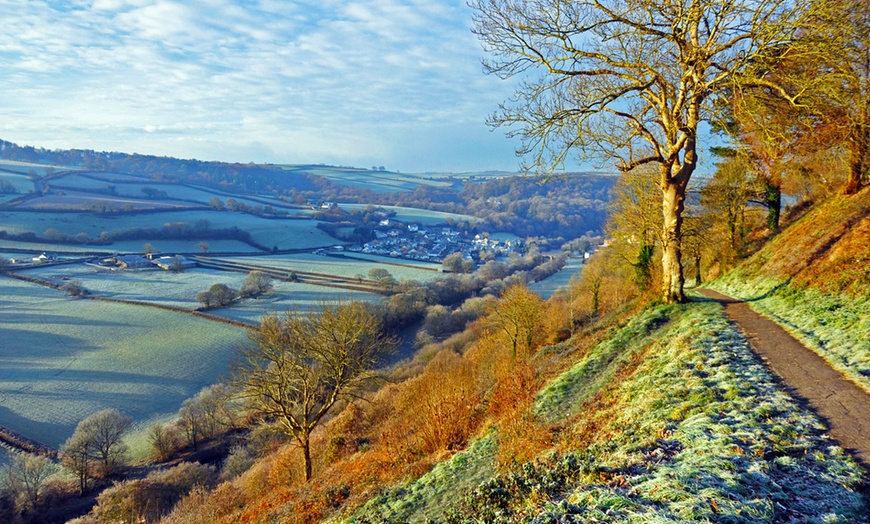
[712,276,870,394]
[348,433,498,523]
[534,305,670,423]
[438,303,868,523]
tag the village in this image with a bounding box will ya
[346,219,525,265]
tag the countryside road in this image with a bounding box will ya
[700,289,870,469]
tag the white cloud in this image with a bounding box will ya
[0,0,522,171]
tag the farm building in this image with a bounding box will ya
[115,255,153,269]
[152,255,197,270]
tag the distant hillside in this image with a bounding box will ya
[0,139,616,240]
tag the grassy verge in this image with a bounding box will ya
[710,276,870,394]
[348,301,868,522]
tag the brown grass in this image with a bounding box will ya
[732,186,870,295]
[158,280,649,524]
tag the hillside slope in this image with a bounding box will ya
[150,190,870,524]
[347,302,867,523]
[711,187,870,393]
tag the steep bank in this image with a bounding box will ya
[710,187,870,393]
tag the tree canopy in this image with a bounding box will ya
[232,301,397,481]
[472,0,828,302]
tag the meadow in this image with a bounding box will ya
[0,276,249,450]
[47,172,307,212]
[339,203,479,225]
[0,159,73,177]
[20,190,196,211]
[278,165,455,193]
[220,253,442,282]
[0,209,337,251]
[0,170,35,193]
[528,256,584,299]
[18,262,385,325]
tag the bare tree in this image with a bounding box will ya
[232,302,397,481]
[78,409,132,476]
[148,423,179,461]
[62,279,87,297]
[3,453,56,510]
[198,283,237,308]
[472,0,826,302]
[60,429,93,494]
[178,398,207,451]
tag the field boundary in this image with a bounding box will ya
[323,252,441,272]
[2,271,258,329]
[0,426,57,458]
[193,256,390,295]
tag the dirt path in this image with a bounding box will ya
[700,289,870,468]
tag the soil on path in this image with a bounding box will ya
[700,289,870,469]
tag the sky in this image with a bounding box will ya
[0,0,534,173]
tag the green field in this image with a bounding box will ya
[0,170,36,193]
[278,165,455,193]
[0,159,77,177]
[339,204,479,225]
[0,209,337,250]
[221,253,441,282]
[20,190,196,211]
[528,256,584,299]
[47,172,307,213]
[18,260,393,325]
[0,276,250,449]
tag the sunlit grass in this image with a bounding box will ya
[347,301,868,522]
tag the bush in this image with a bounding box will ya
[91,462,216,524]
[220,445,256,481]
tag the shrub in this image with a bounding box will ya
[91,462,216,524]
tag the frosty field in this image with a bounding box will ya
[220,253,442,282]
[0,276,249,449]
[339,203,479,225]
[528,256,584,299]
[0,209,337,250]
[18,261,385,325]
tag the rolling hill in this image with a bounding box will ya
[146,188,870,523]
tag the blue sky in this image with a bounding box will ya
[0,0,532,173]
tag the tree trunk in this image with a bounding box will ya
[660,163,691,304]
[303,433,312,482]
[763,178,781,230]
[844,132,866,195]
[694,255,702,285]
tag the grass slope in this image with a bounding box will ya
[0,276,249,449]
[347,301,868,522]
[709,187,870,393]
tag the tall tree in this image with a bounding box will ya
[701,156,757,263]
[472,0,825,302]
[605,166,662,291]
[232,302,396,481]
[78,409,132,476]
